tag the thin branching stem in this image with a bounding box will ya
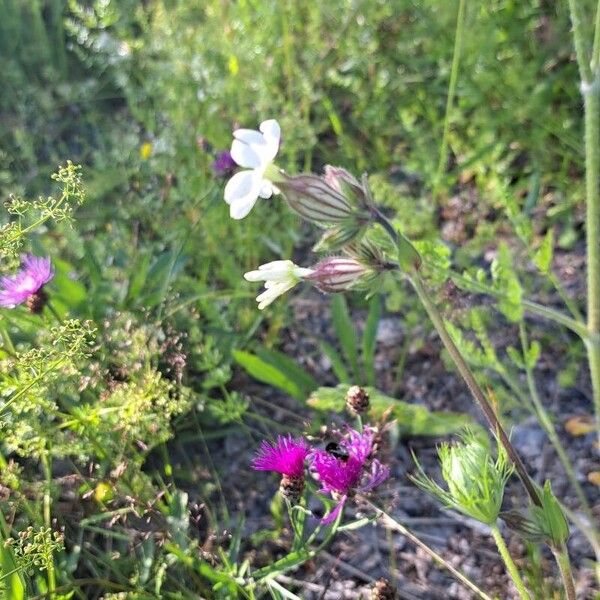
[489,524,532,600]
[367,501,494,600]
[408,272,542,506]
[433,0,467,202]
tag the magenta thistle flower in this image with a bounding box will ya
[212,150,237,178]
[310,427,389,524]
[0,255,54,311]
[252,435,310,478]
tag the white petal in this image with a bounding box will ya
[224,170,262,219]
[224,170,259,204]
[230,139,262,169]
[230,195,259,219]
[258,180,274,199]
[259,119,280,162]
[233,128,265,145]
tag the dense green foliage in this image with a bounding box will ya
[0,1,597,598]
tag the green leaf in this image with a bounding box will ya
[491,243,523,322]
[319,341,350,383]
[233,350,304,400]
[331,295,360,382]
[308,385,474,437]
[0,513,25,600]
[362,297,381,387]
[256,348,318,396]
[532,229,554,274]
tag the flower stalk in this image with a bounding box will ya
[408,272,542,507]
[567,0,600,441]
[489,524,531,600]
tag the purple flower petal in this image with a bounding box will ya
[321,495,346,525]
[251,435,309,478]
[0,255,54,308]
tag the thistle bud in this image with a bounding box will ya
[25,289,48,314]
[276,174,356,223]
[371,578,397,600]
[279,474,305,504]
[305,257,369,293]
[346,385,370,415]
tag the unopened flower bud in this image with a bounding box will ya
[277,174,355,223]
[279,474,305,504]
[502,481,569,548]
[346,385,370,415]
[371,578,397,600]
[306,257,368,293]
[324,165,366,207]
[313,221,363,253]
[25,289,48,314]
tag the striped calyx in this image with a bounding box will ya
[277,174,355,223]
[306,257,368,293]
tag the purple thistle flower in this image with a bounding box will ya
[212,150,237,178]
[0,255,54,310]
[310,427,389,524]
[252,435,310,478]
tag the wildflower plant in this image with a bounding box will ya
[227,118,580,598]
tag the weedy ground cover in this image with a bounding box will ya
[0,1,598,599]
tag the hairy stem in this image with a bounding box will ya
[552,545,577,600]
[568,0,600,441]
[409,273,542,506]
[490,524,532,600]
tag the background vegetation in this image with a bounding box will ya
[0,0,597,598]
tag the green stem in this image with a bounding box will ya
[42,454,56,599]
[518,324,596,521]
[490,524,532,600]
[552,545,577,600]
[367,501,493,600]
[568,0,600,441]
[409,273,542,506]
[433,0,467,202]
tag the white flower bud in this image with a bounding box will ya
[305,257,368,293]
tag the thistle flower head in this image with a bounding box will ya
[412,430,513,526]
[224,119,281,219]
[0,255,54,310]
[252,435,310,478]
[244,260,314,310]
[310,427,389,523]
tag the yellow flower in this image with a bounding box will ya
[140,142,153,160]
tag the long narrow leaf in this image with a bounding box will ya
[331,295,360,382]
[362,297,381,386]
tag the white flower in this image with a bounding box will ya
[224,119,281,219]
[244,260,314,310]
